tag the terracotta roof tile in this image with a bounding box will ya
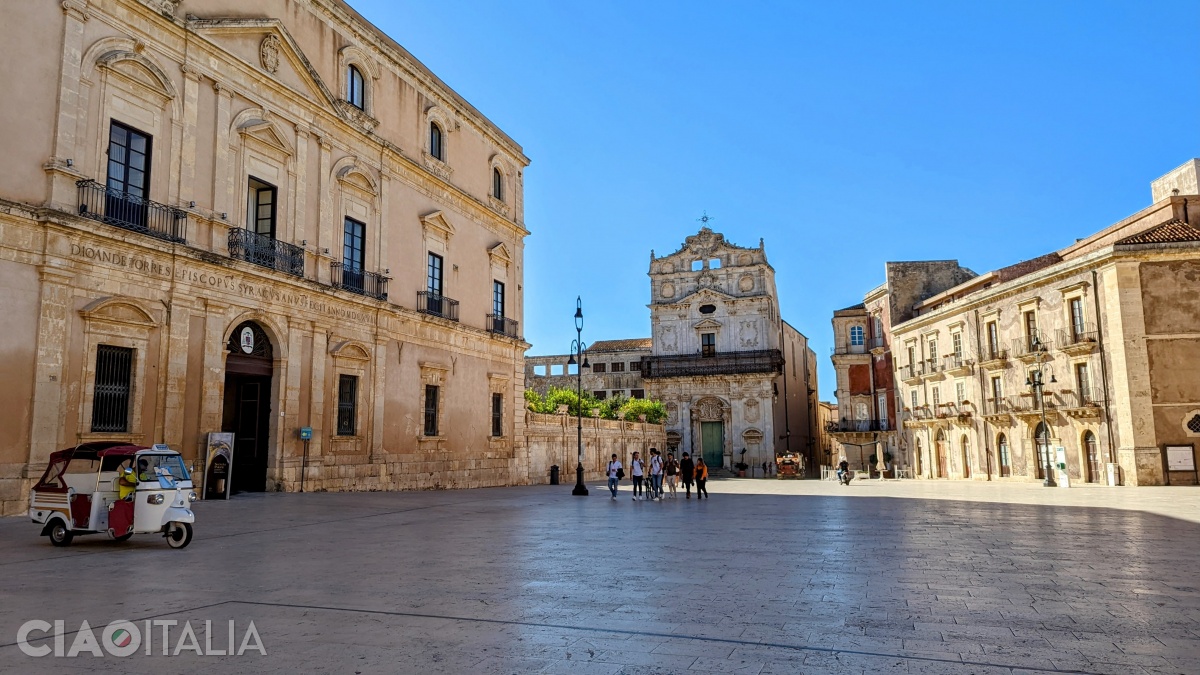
[1116,219,1200,245]
[587,338,652,352]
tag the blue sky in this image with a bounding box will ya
[351,0,1200,398]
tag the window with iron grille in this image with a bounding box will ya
[337,374,358,436]
[611,361,625,373]
[91,345,134,432]
[424,385,439,436]
[491,393,503,437]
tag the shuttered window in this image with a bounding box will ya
[91,345,133,432]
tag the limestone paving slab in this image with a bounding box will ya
[0,479,1199,673]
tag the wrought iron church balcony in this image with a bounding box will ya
[418,291,459,321]
[228,227,305,277]
[640,349,784,378]
[77,179,187,244]
[331,262,388,301]
[488,314,519,338]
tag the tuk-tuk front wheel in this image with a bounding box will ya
[164,522,192,549]
[48,522,73,547]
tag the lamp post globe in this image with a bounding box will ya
[571,297,589,496]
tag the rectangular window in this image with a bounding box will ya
[247,177,277,237]
[910,390,919,410]
[877,392,888,430]
[956,381,966,404]
[907,346,916,369]
[1069,298,1085,339]
[427,253,443,295]
[991,376,1003,403]
[91,345,134,432]
[1076,362,1091,403]
[1024,310,1038,349]
[927,339,938,363]
[931,386,941,406]
[592,362,607,373]
[343,218,365,272]
[492,281,505,318]
[631,389,645,399]
[594,390,608,400]
[701,333,716,357]
[336,374,358,436]
[952,332,963,359]
[106,121,151,198]
[987,321,999,357]
[424,385,439,436]
[491,393,503,437]
[629,361,641,371]
[611,361,625,373]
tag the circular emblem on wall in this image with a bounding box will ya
[739,274,755,292]
[661,262,675,274]
[738,253,752,266]
[240,326,255,354]
[661,282,675,299]
[260,35,281,74]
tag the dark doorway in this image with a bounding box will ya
[222,322,274,494]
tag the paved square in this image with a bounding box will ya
[1,479,1199,674]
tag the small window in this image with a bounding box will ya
[492,167,503,201]
[631,389,645,399]
[247,177,277,238]
[691,260,703,271]
[337,374,358,436]
[849,326,865,346]
[931,386,941,406]
[955,381,966,404]
[493,281,505,318]
[910,390,919,409]
[699,304,716,315]
[424,385,439,436]
[430,122,444,161]
[491,393,503,437]
[611,361,625,373]
[347,65,365,110]
[709,258,721,269]
[629,361,641,371]
[928,339,938,363]
[701,333,716,357]
[952,332,963,359]
[1076,362,1091,402]
[592,362,606,373]
[594,390,607,400]
[91,345,134,433]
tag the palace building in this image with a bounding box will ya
[0,0,531,514]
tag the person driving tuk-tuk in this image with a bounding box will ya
[117,466,138,500]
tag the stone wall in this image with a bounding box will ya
[525,412,667,484]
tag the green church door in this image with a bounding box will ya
[701,422,724,469]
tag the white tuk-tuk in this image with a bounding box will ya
[29,442,196,548]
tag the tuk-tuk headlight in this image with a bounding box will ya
[147,493,165,505]
[188,492,198,503]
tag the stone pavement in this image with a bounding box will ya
[1,478,1198,674]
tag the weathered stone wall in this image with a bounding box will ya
[525,412,667,484]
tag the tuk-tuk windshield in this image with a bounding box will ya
[136,454,190,483]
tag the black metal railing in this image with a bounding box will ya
[641,349,784,378]
[77,179,187,243]
[943,354,973,371]
[832,342,870,356]
[1058,323,1098,349]
[980,344,1008,362]
[868,336,887,351]
[983,398,1010,416]
[1013,333,1052,358]
[488,314,518,338]
[331,262,388,301]
[228,228,305,277]
[924,359,940,375]
[904,407,934,421]
[1058,390,1101,409]
[418,291,459,321]
[826,419,883,433]
[901,363,920,380]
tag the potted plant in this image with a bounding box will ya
[734,461,749,477]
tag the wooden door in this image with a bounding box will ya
[701,422,724,469]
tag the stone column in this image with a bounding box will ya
[198,301,229,436]
[159,297,194,450]
[309,325,328,466]
[316,134,333,284]
[46,0,90,211]
[176,64,202,206]
[28,267,75,468]
[369,333,388,463]
[211,83,233,251]
[1101,262,1160,485]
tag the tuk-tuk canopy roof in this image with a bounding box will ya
[44,442,146,465]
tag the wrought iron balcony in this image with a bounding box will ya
[76,179,187,243]
[868,336,887,352]
[1013,333,1052,361]
[943,354,974,375]
[488,314,519,338]
[640,349,784,378]
[228,228,305,277]
[983,397,1011,417]
[1057,324,1098,354]
[979,345,1009,366]
[832,342,870,356]
[900,363,921,382]
[331,262,388,301]
[418,291,459,321]
[826,419,884,433]
[1057,390,1102,415]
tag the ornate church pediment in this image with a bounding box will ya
[692,318,723,331]
[420,210,457,241]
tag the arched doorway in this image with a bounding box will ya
[694,397,726,469]
[223,321,274,493]
[960,435,971,479]
[1034,422,1051,480]
[935,429,948,478]
[997,433,1011,477]
[1083,431,1101,483]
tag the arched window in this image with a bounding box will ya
[492,167,503,201]
[850,325,865,346]
[347,65,365,110]
[430,122,444,161]
[997,433,1011,476]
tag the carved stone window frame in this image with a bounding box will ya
[77,297,159,443]
[423,105,458,180]
[488,373,509,444]
[419,362,450,442]
[328,340,372,448]
[338,46,380,124]
[487,154,512,217]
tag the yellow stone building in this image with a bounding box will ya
[0,0,532,514]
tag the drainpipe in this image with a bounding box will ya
[1092,269,1116,466]
[973,309,991,480]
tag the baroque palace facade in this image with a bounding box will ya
[0,0,531,514]
[831,161,1200,487]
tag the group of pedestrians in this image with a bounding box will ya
[605,448,709,501]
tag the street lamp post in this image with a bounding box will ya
[567,296,590,496]
[1026,336,1057,488]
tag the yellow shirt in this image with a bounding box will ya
[118,473,137,500]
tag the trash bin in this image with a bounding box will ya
[550,465,560,485]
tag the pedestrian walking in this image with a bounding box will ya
[630,451,645,500]
[664,453,679,498]
[679,452,695,499]
[648,448,664,500]
[695,457,709,499]
[606,454,623,499]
